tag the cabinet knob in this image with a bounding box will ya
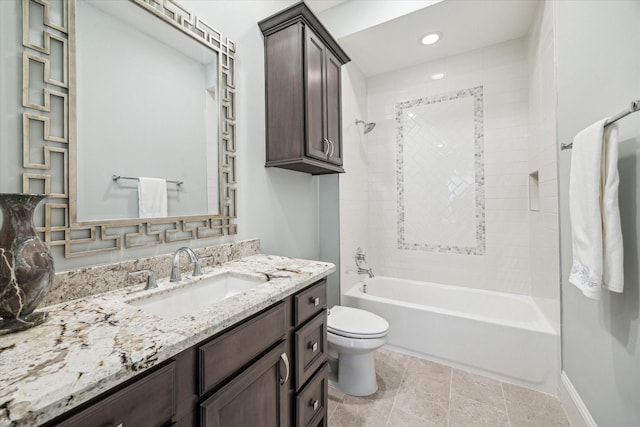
[308,341,318,352]
[309,296,320,306]
[309,399,319,411]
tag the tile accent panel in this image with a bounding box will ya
[396,86,485,255]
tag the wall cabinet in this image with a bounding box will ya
[259,2,350,175]
[46,279,328,427]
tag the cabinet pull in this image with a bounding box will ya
[322,138,330,156]
[309,399,319,411]
[328,140,335,158]
[309,296,320,306]
[308,341,318,352]
[280,353,290,385]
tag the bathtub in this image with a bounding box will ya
[343,277,559,394]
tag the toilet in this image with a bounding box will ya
[327,305,389,396]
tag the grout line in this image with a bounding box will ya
[385,355,409,427]
[500,381,512,427]
[327,385,344,422]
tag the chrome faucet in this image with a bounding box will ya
[357,266,375,278]
[355,248,374,278]
[170,247,201,282]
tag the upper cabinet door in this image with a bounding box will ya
[305,29,328,162]
[259,2,350,175]
[325,50,342,166]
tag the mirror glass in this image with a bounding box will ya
[74,0,219,221]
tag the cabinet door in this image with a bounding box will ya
[305,28,328,161]
[325,49,343,166]
[200,342,290,427]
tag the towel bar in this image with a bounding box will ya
[561,100,640,150]
[112,175,183,185]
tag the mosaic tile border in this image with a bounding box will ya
[396,86,485,255]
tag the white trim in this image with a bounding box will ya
[560,371,597,427]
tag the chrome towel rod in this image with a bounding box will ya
[561,100,640,150]
[112,175,183,185]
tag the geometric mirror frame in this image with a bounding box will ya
[21,0,237,258]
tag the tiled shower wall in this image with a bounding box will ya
[527,0,560,325]
[365,38,532,295]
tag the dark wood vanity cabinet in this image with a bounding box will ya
[46,279,328,427]
[259,2,350,175]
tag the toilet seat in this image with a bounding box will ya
[328,306,389,339]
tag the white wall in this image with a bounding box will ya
[557,1,640,425]
[1,0,323,271]
[365,38,532,294]
[527,0,560,328]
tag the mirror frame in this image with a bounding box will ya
[21,0,237,258]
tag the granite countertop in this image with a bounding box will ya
[0,254,335,427]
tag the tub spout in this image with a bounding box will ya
[357,267,375,278]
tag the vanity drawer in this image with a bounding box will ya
[294,279,326,326]
[199,302,286,395]
[296,363,328,427]
[55,362,176,427]
[295,310,328,390]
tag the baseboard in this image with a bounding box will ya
[560,371,597,427]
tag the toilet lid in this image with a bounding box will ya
[328,306,389,339]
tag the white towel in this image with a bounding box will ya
[138,177,168,218]
[602,124,624,293]
[568,119,624,299]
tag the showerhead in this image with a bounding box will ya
[356,119,376,134]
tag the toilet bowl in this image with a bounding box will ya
[327,305,389,396]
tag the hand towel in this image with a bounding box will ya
[568,119,624,299]
[138,177,168,218]
[602,124,624,293]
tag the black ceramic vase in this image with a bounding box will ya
[0,193,54,334]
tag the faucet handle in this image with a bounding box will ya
[355,247,367,266]
[128,269,157,290]
[193,256,213,277]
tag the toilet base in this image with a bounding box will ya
[335,351,378,396]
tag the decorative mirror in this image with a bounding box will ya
[21,0,237,258]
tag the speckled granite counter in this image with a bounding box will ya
[0,254,335,426]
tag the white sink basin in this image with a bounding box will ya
[128,274,265,320]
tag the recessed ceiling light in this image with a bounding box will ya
[431,73,445,80]
[420,32,441,46]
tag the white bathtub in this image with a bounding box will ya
[343,277,559,394]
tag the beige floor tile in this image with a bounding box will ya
[386,407,441,427]
[395,357,452,409]
[329,392,394,427]
[451,369,506,410]
[392,396,449,427]
[502,383,570,426]
[374,349,410,394]
[393,363,450,427]
[328,385,344,421]
[449,391,510,427]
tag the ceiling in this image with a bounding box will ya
[312,0,540,77]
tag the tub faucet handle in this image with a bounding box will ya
[355,247,367,266]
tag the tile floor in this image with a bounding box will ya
[328,348,570,427]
